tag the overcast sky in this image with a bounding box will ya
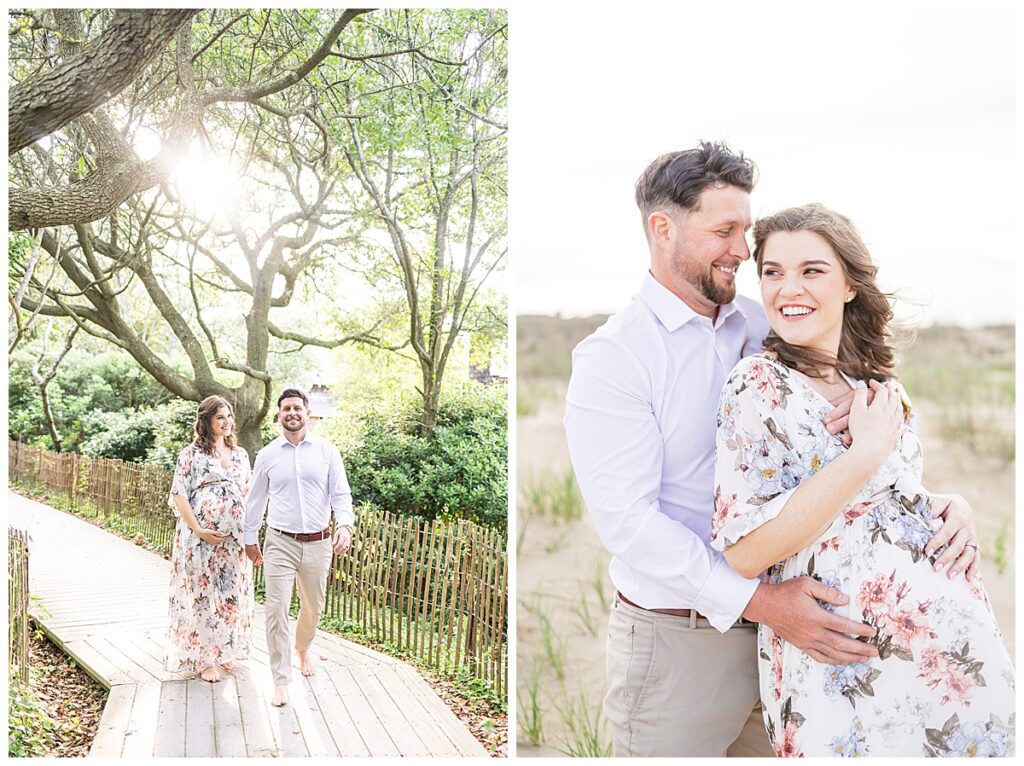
[511,4,1016,327]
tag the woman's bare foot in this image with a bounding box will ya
[271,685,289,707]
[220,661,235,671]
[297,649,317,677]
[199,665,221,683]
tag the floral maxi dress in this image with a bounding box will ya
[166,444,255,673]
[711,354,1015,757]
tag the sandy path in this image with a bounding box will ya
[515,385,1015,757]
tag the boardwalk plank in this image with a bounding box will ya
[328,666,400,756]
[290,676,342,756]
[184,679,217,757]
[63,638,134,687]
[374,663,462,756]
[393,663,489,755]
[233,664,279,757]
[352,667,429,755]
[304,669,370,756]
[211,675,247,757]
[89,684,135,756]
[121,682,161,758]
[93,635,163,684]
[153,681,187,757]
[270,698,309,758]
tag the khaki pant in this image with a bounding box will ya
[262,530,333,686]
[605,596,775,757]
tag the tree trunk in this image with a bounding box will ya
[235,417,264,468]
[37,381,62,452]
[9,9,197,154]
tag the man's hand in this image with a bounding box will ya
[742,578,878,664]
[245,543,263,566]
[332,526,352,556]
[925,493,980,581]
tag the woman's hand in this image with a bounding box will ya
[195,527,229,546]
[847,381,903,466]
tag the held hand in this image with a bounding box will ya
[925,494,980,581]
[823,386,876,445]
[846,382,903,464]
[245,543,263,566]
[196,527,229,546]
[742,578,878,665]
[332,527,352,556]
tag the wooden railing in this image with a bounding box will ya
[8,441,507,699]
[9,527,30,685]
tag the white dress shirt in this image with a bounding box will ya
[564,272,770,632]
[243,432,354,544]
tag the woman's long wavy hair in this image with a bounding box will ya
[192,395,236,456]
[752,204,897,382]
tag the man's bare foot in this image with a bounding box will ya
[297,649,317,677]
[199,665,221,683]
[271,685,289,707]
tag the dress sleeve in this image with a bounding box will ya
[711,357,801,551]
[168,444,197,515]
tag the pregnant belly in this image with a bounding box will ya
[196,490,245,540]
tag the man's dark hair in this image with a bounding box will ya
[635,140,757,223]
[277,387,309,409]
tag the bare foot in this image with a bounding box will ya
[271,685,289,707]
[296,649,317,677]
[199,665,221,683]
[220,661,235,671]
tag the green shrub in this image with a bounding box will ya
[80,400,195,464]
[8,680,56,758]
[8,347,172,452]
[333,382,507,530]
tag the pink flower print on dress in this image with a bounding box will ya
[857,570,900,619]
[712,489,739,536]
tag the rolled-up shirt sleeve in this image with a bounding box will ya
[243,451,270,545]
[328,447,354,528]
[564,333,758,632]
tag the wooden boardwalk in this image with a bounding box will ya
[9,492,489,757]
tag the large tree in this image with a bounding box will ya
[9,9,507,453]
[8,9,377,456]
[9,9,368,230]
[9,9,197,154]
[340,10,508,434]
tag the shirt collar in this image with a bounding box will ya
[274,431,317,448]
[638,272,744,332]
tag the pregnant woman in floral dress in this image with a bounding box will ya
[711,204,1014,757]
[166,395,254,682]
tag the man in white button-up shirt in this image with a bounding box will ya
[564,143,882,757]
[244,388,354,707]
[566,143,980,756]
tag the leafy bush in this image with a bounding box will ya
[333,382,507,530]
[8,347,171,451]
[8,681,56,757]
[80,400,195,464]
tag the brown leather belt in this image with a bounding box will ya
[617,592,754,625]
[272,527,330,543]
[617,591,702,618]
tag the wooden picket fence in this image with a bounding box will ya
[9,527,31,685]
[8,440,508,698]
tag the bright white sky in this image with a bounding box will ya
[512,4,1017,327]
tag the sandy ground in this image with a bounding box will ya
[515,382,1015,757]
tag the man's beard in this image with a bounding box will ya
[282,417,304,432]
[671,253,736,305]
